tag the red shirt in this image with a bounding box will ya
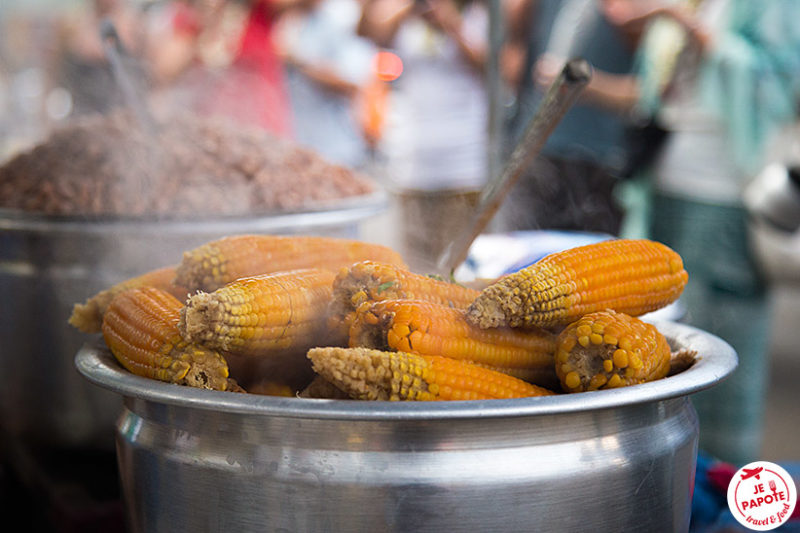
[172,0,293,137]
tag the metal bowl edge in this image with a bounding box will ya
[75,321,737,421]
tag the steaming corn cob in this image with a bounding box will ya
[174,234,407,293]
[554,309,671,392]
[179,268,338,358]
[101,287,230,390]
[466,239,688,330]
[308,347,556,401]
[327,260,480,340]
[69,265,189,333]
[349,299,558,386]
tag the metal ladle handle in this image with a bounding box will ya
[436,58,592,275]
[100,18,158,134]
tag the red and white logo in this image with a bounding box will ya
[727,461,797,531]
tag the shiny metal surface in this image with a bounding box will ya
[0,192,386,450]
[76,322,737,533]
[744,162,800,233]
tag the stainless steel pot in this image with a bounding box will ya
[0,192,387,450]
[76,321,737,533]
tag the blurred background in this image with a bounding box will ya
[1,0,799,531]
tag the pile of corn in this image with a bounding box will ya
[70,235,692,400]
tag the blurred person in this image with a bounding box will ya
[276,0,376,168]
[632,0,800,466]
[147,0,312,137]
[497,0,638,236]
[566,0,800,465]
[356,0,491,271]
[357,0,489,192]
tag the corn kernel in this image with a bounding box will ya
[612,349,629,369]
[565,371,581,390]
[588,374,608,390]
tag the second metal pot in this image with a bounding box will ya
[0,194,387,450]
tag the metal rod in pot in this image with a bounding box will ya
[99,18,158,134]
[436,58,592,275]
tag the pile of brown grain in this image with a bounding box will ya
[0,110,375,217]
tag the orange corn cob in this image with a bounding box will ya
[466,239,688,330]
[70,265,189,333]
[174,234,407,293]
[327,260,480,340]
[554,309,671,393]
[349,299,558,386]
[308,347,556,401]
[102,287,230,390]
[179,268,338,358]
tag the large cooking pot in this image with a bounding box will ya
[76,321,737,533]
[0,192,387,450]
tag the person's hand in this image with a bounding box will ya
[659,4,712,52]
[602,0,710,52]
[532,53,564,90]
[420,0,462,36]
[601,0,665,27]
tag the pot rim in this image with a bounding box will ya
[75,321,737,420]
[0,190,387,235]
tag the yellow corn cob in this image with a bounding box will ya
[554,309,671,393]
[70,265,189,334]
[179,268,338,357]
[327,260,480,341]
[349,299,558,386]
[308,347,556,401]
[102,287,230,390]
[466,239,688,329]
[174,234,407,293]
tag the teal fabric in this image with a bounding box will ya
[650,192,772,465]
[637,0,800,175]
[638,0,800,466]
[699,1,800,174]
